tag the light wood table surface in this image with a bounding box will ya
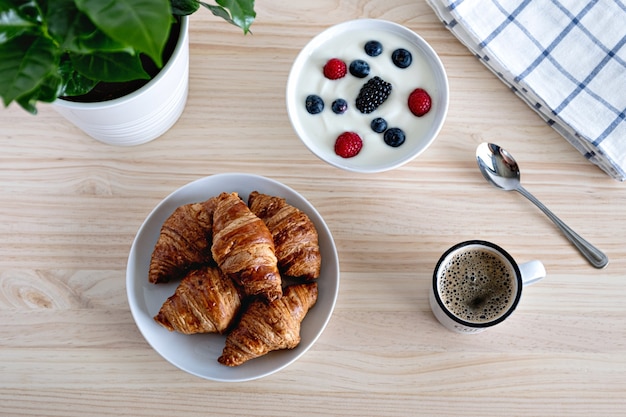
[2,1,625,416]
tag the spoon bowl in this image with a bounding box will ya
[476,142,608,269]
[476,142,521,190]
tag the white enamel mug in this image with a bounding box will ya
[429,240,545,334]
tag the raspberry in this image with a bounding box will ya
[334,132,363,158]
[408,88,432,117]
[355,76,392,114]
[323,58,347,80]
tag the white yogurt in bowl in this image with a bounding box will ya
[286,19,449,173]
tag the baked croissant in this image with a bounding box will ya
[148,197,217,284]
[248,191,321,280]
[154,266,242,334]
[211,192,282,301]
[218,282,318,366]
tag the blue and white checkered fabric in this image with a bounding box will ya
[428,0,626,181]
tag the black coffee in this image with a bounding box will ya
[438,247,516,323]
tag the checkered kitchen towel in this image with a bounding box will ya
[427,0,626,181]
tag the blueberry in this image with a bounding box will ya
[349,60,370,78]
[384,127,406,147]
[371,117,388,133]
[364,40,383,57]
[391,48,412,69]
[331,98,348,114]
[305,94,324,114]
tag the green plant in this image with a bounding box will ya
[0,0,255,114]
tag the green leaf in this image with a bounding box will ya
[0,5,37,43]
[58,55,97,96]
[0,34,58,106]
[70,50,150,82]
[202,0,255,34]
[2,0,42,22]
[47,2,132,54]
[171,0,199,15]
[35,73,63,102]
[15,72,61,113]
[15,89,39,113]
[74,0,171,66]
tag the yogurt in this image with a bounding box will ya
[287,19,448,172]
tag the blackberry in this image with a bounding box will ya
[371,117,388,133]
[355,76,392,114]
[305,94,324,114]
[349,59,370,78]
[364,40,383,57]
[331,98,348,114]
[392,48,412,69]
[384,127,406,147]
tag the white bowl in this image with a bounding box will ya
[126,173,339,382]
[286,19,449,173]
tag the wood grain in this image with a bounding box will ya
[1,1,625,416]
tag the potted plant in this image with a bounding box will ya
[0,0,255,145]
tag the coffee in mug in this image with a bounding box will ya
[429,240,545,333]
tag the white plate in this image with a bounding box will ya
[126,173,339,382]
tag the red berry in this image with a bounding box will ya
[408,88,432,116]
[323,58,347,80]
[334,132,363,158]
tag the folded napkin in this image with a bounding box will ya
[427,0,626,181]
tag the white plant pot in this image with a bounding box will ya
[52,16,189,146]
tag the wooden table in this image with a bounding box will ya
[2,1,625,416]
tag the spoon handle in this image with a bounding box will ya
[516,186,609,269]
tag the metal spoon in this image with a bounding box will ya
[476,142,608,269]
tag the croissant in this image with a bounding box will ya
[248,191,321,280]
[154,266,242,334]
[148,197,217,284]
[211,192,282,301]
[218,282,318,366]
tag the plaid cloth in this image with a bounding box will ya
[427,0,626,181]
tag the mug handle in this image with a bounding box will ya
[519,260,546,286]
